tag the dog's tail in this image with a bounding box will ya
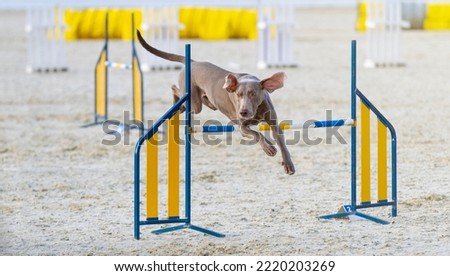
[137,30,189,64]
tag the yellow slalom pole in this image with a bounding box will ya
[168,112,180,218]
[146,134,158,219]
[361,102,371,204]
[377,119,388,202]
[132,55,143,122]
[95,49,107,119]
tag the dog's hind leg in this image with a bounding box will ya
[201,96,217,111]
[172,84,205,114]
[171,85,185,113]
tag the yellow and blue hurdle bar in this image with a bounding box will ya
[83,13,143,128]
[190,119,355,133]
[134,40,397,239]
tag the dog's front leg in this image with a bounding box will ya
[240,123,277,157]
[269,123,295,175]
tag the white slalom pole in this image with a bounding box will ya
[139,5,182,71]
[257,1,297,69]
[364,0,409,68]
[25,5,68,73]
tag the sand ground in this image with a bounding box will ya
[0,8,449,255]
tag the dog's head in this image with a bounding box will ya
[223,72,286,120]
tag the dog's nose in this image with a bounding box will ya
[240,109,249,117]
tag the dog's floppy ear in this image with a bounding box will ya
[260,72,286,93]
[223,74,238,93]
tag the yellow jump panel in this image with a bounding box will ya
[360,102,371,204]
[168,112,180,218]
[132,56,143,122]
[146,134,159,220]
[95,49,107,118]
[377,120,388,202]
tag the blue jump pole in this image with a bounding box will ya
[350,40,357,214]
[318,40,358,222]
[185,44,192,226]
[183,44,225,237]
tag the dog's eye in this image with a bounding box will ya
[237,92,243,97]
[248,90,256,97]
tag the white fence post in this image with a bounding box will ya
[257,1,297,69]
[139,5,182,71]
[25,5,68,73]
[364,0,410,68]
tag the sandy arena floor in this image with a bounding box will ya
[1,8,449,255]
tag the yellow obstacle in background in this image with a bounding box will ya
[179,7,257,40]
[64,7,257,40]
[356,1,368,32]
[64,9,142,40]
[357,1,450,31]
[423,3,450,30]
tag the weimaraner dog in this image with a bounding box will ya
[137,31,295,175]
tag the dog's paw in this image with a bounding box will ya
[179,105,186,113]
[262,143,277,157]
[282,160,295,175]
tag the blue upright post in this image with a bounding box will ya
[350,40,357,213]
[185,44,192,225]
[134,143,140,240]
[391,132,397,218]
[319,41,359,222]
[183,45,225,237]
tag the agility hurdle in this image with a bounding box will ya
[25,5,68,73]
[84,14,143,128]
[134,44,224,239]
[319,40,397,223]
[139,6,183,71]
[134,40,397,239]
[257,2,298,69]
[363,0,410,68]
[197,41,397,224]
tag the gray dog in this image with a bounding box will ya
[137,31,295,175]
